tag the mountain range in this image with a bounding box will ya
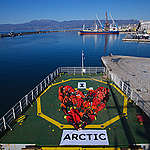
[0,19,139,32]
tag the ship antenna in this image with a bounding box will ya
[81,50,85,75]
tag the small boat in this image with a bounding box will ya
[122,30,150,42]
[79,12,119,35]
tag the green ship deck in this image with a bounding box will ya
[1,73,150,148]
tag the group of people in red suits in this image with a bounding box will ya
[58,85,109,130]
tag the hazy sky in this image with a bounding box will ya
[0,0,150,24]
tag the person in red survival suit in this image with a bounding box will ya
[97,90,105,101]
[92,102,106,114]
[103,88,110,103]
[70,94,77,105]
[63,85,74,94]
[70,107,81,124]
[92,97,101,114]
[83,100,91,109]
[96,87,102,95]
[96,86,104,92]
[61,103,67,115]
[64,107,81,130]
[86,90,96,102]
[79,109,96,130]
[60,96,73,115]
[97,103,106,112]
[58,86,64,102]
[76,97,84,109]
[75,90,85,99]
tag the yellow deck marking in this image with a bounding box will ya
[40,113,64,129]
[110,83,126,97]
[85,116,121,129]
[62,124,74,129]
[37,78,128,129]
[40,147,81,150]
[110,83,128,116]
[16,116,26,122]
[16,115,26,123]
[37,97,42,114]
[40,147,121,150]
[16,115,26,120]
[92,78,108,84]
[123,96,128,116]
[101,115,121,128]
[71,78,91,80]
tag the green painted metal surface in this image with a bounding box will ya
[0,74,150,146]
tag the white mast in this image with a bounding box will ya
[82,49,84,68]
[96,14,103,29]
[83,24,85,30]
[81,50,85,75]
[109,12,115,25]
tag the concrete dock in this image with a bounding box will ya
[101,55,150,116]
[122,38,150,42]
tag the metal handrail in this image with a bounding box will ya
[109,72,150,118]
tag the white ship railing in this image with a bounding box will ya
[1,66,149,135]
[0,67,105,134]
[109,72,150,118]
[60,67,105,74]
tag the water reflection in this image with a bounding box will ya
[81,34,119,55]
[104,35,109,55]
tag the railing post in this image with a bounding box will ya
[32,90,34,100]
[40,83,42,92]
[44,79,46,88]
[54,71,56,78]
[114,74,117,84]
[57,69,58,76]
[59,68,61,74]
[59,68,62,77]
[130,89,133,100]
[12,108,15,119]
[36,86,38,96]
[3,117,6,130]
[25,95,28,106]
[103,67,105,73]
[48,76,50,84]
[122,81,124,91]
[51,73,53,81]
[126,84,128,95]
[74,67,75,75]
[136,96,138,105]
[20,101,22,112]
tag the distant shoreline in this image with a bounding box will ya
[0,29,80,38]
[0,30,136,38]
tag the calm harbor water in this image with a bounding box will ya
[0,31,150,116]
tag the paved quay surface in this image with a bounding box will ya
[101,55,150,101]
